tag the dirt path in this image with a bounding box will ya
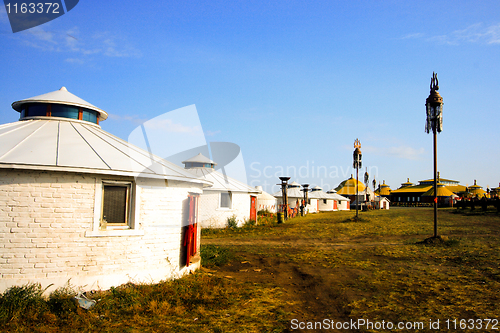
[201,231,497,332]
[201,235,397,332]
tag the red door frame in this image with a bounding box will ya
[184,194,199,267]
[250,196,257,221]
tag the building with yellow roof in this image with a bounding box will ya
[467,180,488,198]
[375,180,392,197]
[422,184,458,206]
[335,175,366,203]
[491,183,500,198]
[390,173,463,206]
[400,178,414,187]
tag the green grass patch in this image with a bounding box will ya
[201,245,235,268]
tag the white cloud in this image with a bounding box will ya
[402,23,500,46]
[14,25,142,62]
[398,33,424,40]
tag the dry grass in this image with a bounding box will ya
[2,208,500,332]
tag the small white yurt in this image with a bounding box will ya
[326,189,350,211]
[255,186,277,213]
[182,153,260,228]
[0,87,209,293]
[273,181,305,209]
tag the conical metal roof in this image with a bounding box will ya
[12,87,108,121]
[272,187,304,199]
[0,119,210,184]
[255,186,277,201]
[186,167,259,193]
[182,153,217,165]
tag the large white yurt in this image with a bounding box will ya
[182,153,260,228]
[0,87,209,293]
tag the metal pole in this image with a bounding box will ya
[356,166,359,219]
[433,129,438,238]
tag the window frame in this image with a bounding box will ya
[86,178,143,237]
[220,191,232,209]
[101,181,132,229]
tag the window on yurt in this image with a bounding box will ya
[51,104,79,119]
[22,103,47,118]
[220,192,232,209]
[323,199,327,204]
[102,182,131,227]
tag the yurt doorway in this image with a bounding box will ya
[250,196,257,221]
[183,194,199,267]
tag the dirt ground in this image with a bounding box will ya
[201,236,400,332]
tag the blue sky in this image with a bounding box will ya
[1,1,499,194]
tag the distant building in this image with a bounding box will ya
[375,180,392,197]
[326,189,350,211]
[390,174,466,206]
[273,181,304,209]
[255,186,277,213]
[182,153,260,228]
[422,183,458,206]
[467,180,488,198]
[335,175,365,204]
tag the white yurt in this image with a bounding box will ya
[255,186,277,213]
[310,186,334,211]
[326,189,350,211]
[182,153,260,228]
[273,181,305,209]
[0,87,209,293]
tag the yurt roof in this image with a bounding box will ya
[272,187,304,198]
[329,193,350,201]
[289,181,301,188]
[186,166,259,193]
[376,181,392,195]
[422,184,458,197]
[12,87,108,121]
[311,186,323,191]
[335,176,366,195]
[0,119,211,184]
[419,177,459,184]
[470,188,487,196]
[390,184,432,194]
[182,153,217,165]
[468,180,482,189]
[401,178,414,186]
[446,184,467,194]
[255,187,276,201]
[308,189,331,199]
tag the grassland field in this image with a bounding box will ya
[1,207,499,332]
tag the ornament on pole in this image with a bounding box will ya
[425,72,443,134]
